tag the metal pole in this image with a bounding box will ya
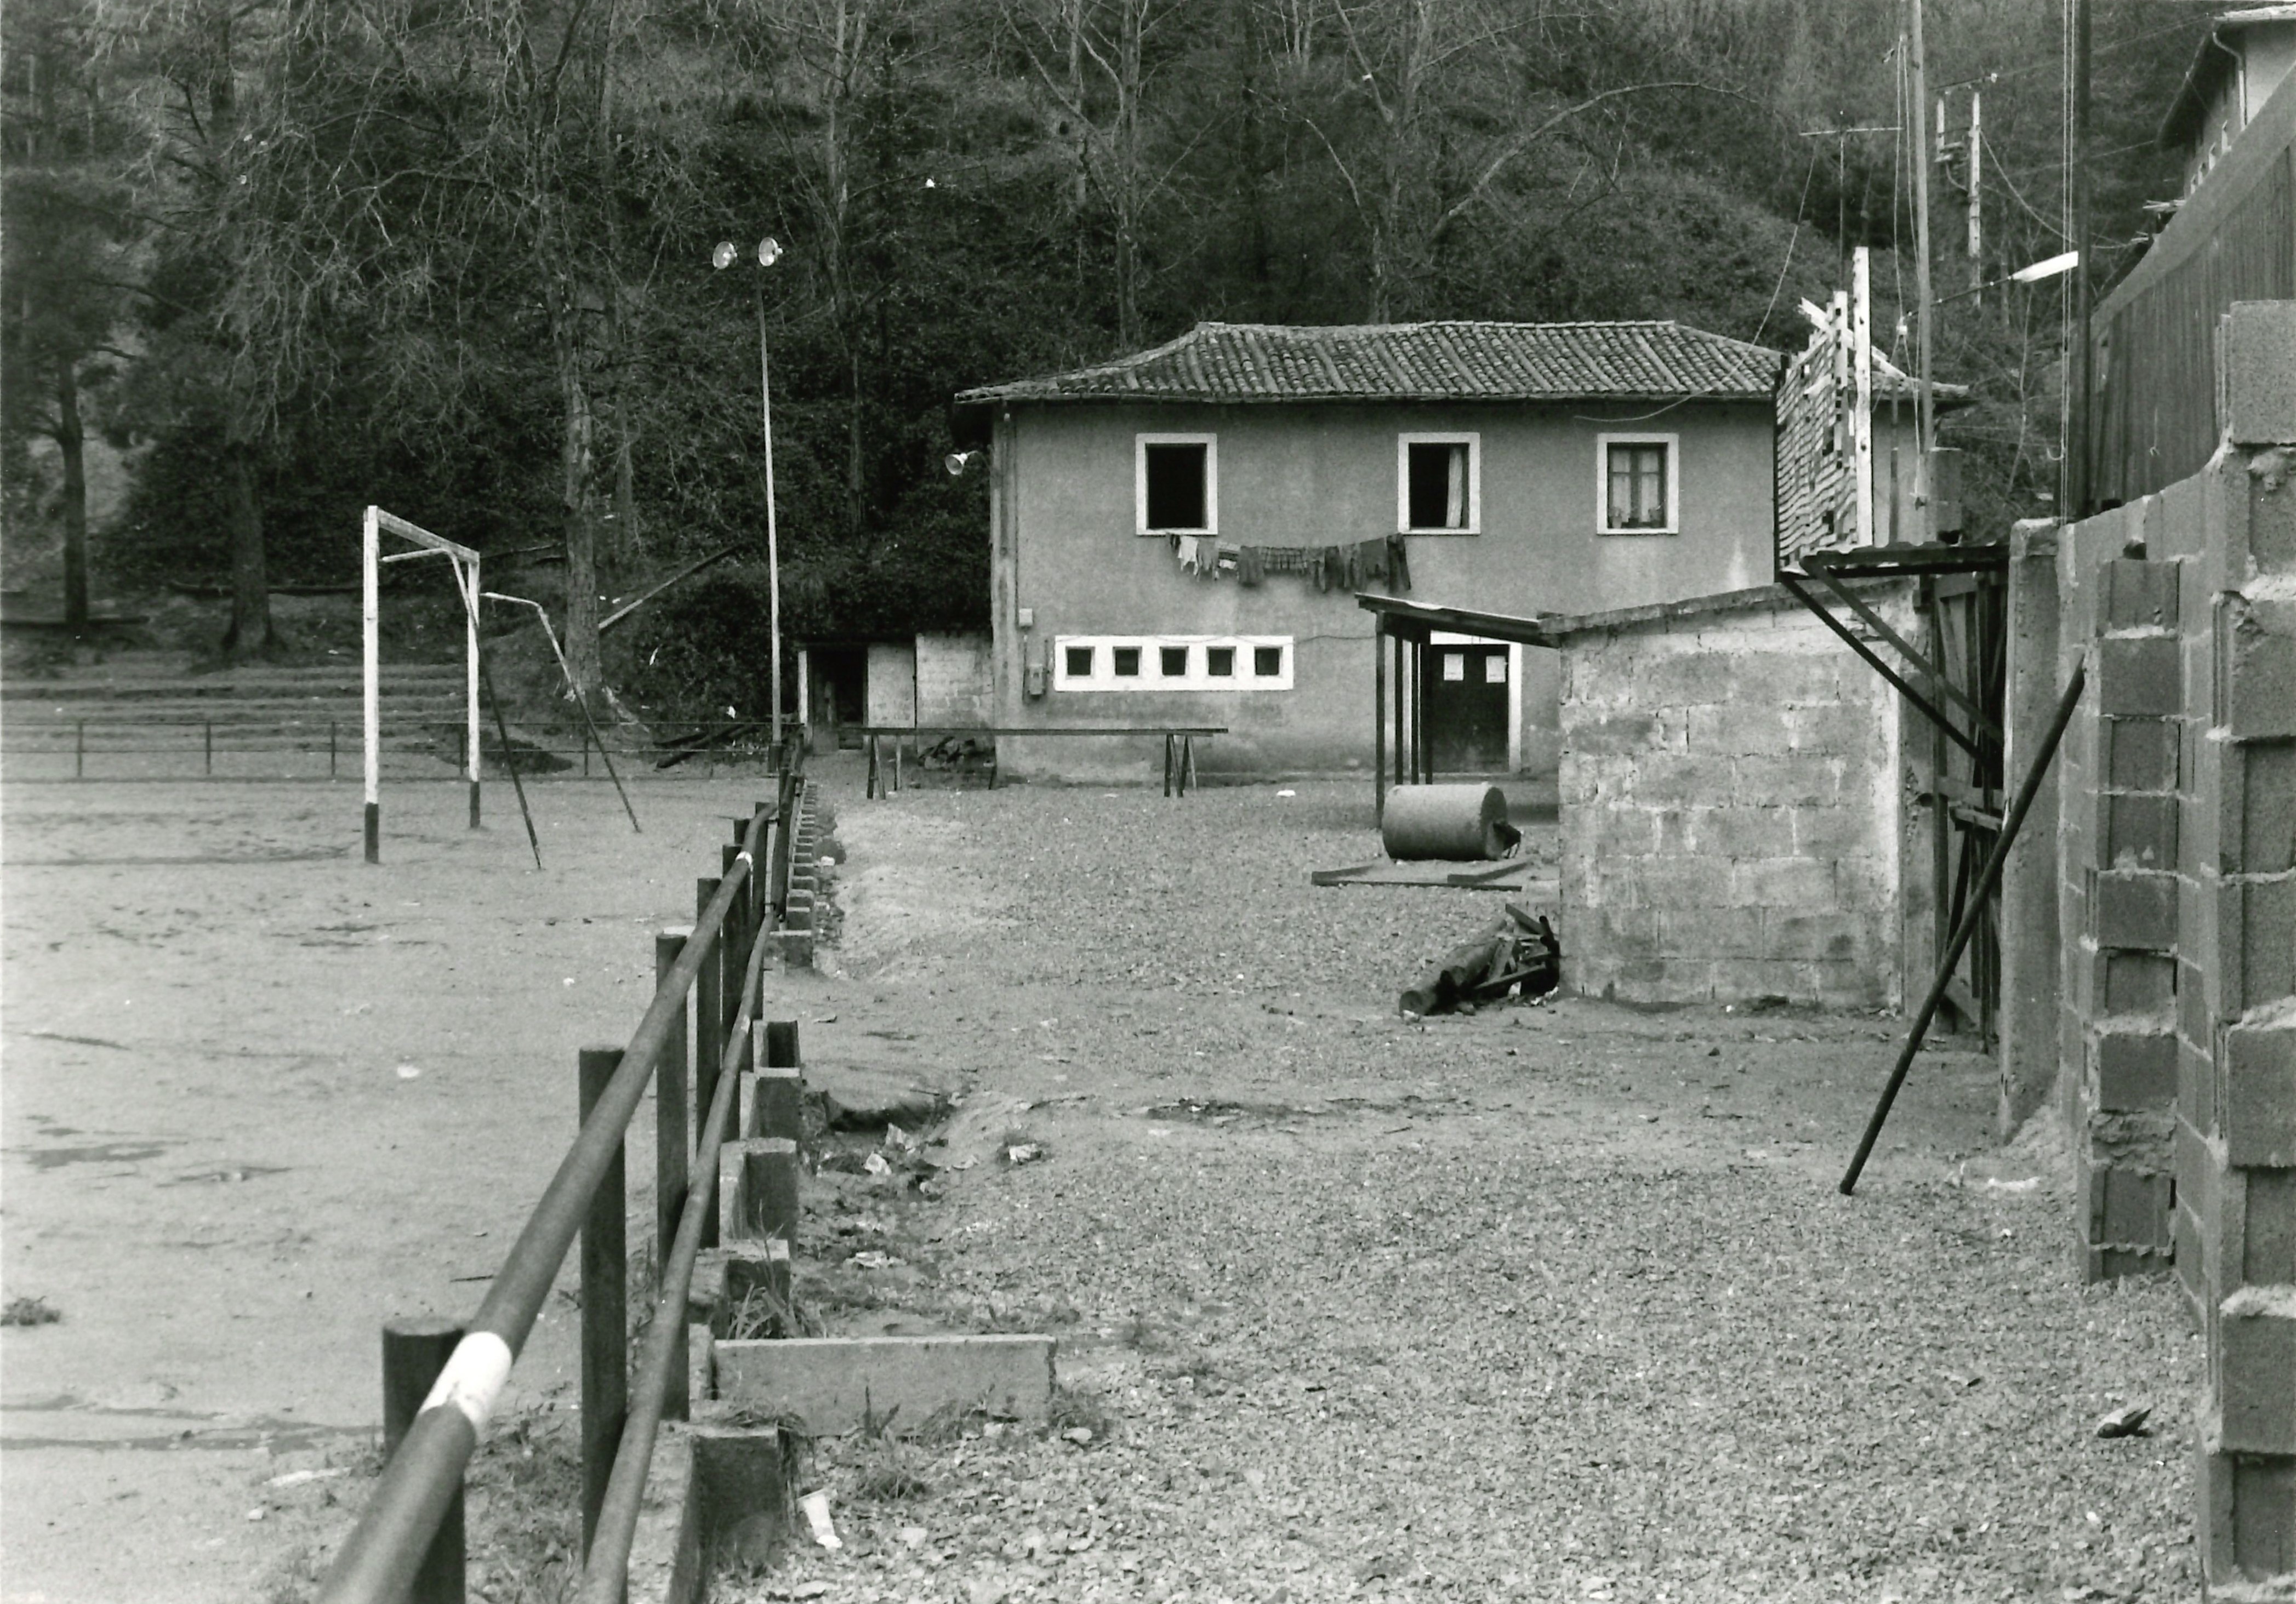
[1841,654,2085,1195]
[466,556,482,829]
[758,281,783,754]
[578,1047,627,1558]
[381,1318,466,1604]
[363,506,380,861]
[1909,0,1936,536]
[1374,625,1387,825]
[653,929,690,1424]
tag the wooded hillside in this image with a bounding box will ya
[1,0,2203,710]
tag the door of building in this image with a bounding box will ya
[1423,643,1509,773]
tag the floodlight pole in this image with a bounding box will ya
[757,278,782,753]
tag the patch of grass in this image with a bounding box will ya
[1,1295,60,1326]
[911,1397,996,1445]
[849,1399,933,1503]
[725,1278,819,1340]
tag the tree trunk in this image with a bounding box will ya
[557,312,603,700]
[220,438,275,658]
[55,359,89,632]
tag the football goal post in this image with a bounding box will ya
[363,506,481,864]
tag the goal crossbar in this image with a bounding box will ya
[363,505,481,864]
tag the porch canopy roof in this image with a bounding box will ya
[1356,593,1562,648]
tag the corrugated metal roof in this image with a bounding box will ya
[955,321,1785,407]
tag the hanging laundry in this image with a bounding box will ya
[1387,533,1412,593]
[1235,545,1265,586]
[1356,537,1391,586]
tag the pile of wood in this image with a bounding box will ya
[1398,904,1559,1017]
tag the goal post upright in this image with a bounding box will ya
[363,505,381,864]
[363,506,484,865]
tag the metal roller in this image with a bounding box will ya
[1379,783,1520,861]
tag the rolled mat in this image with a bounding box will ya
[1379,783,1521,861]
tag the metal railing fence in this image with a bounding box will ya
[316,738,805,1604]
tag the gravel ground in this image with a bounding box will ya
[722,768,2200,1604]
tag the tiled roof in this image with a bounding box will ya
[955,321,1785,408]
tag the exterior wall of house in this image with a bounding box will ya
[986,397,1776,779]
[916,633,993,726]
[1554,584,1915,1010]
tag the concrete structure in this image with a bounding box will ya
[1551,584,1918,1009]
[954,321,1805,780]
[2031,300,2295,1594]
[798,631,992,748]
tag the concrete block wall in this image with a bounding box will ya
[2055,299,2296,1595]
[1557,585,1909,1008]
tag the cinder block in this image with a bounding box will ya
[2181,1038,2218,1133]
[2225,1024,2296,1168]
[1636,855,1733,909]
[2248,1168,2296,1287]
[1692,703,1791,756]
[2098,635,2182,718]
[1727,856,1836,908]
[2224,300,2296,448]
[1791,805,1876,859]
[1631,754,1729,808]
[2105,717,2180,791]
[2083,1244,2173,1281]
[2099,791,2180,871]
[2095,870,2179,951]
[711,1334,1056,1436]
[2085,1160,2175,1252]
[2096,950,2178,1017]
[2104,558,2180,630]
[1653,906,1764,960]
[1687,806,1795,858]
[1783,703,1870,754]
[2237,877,2296,1015]
[1763,911,1861,963]
[2203,1446,2296,1584]
[2095,1030,2179,1110]
[2221,740,2296,877]
[2218,1291,2296,1455]
[1730,756,1840,808]
[2226,598,2296,741]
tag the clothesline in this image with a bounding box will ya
[1169,533,1411,594]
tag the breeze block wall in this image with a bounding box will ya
[1556,584,1911,1009]
[2056,300,2296,1596]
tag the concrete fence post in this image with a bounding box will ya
[1999,520,2064,1137]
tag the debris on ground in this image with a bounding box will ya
[1,1295,61,1326]
[2096,1404,2153,1439]
[1398,903,1559,1015]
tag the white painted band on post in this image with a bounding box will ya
[418,1331,514,1434]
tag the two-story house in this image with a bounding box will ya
[950,319,1804,780]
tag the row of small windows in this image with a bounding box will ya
[1137,433,1676,536]
[1064,643,1284,678]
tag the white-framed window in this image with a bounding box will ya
[1054,634,1292,692]
[1397,432,1479,533]
[1596,432,1679,534]
[1137,433,1217,535]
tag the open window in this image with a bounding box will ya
[1137,434,1216,534]
[1598,433,1678,534]
[1398,433,1479,533]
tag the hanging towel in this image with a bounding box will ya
[1356,536,1391,586]
[1236,545,1265,586]
[1174,534,1200,573]
[1388,533,1412,593]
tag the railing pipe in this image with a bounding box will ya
[315,806,767,1604]
[574,884,780,1604]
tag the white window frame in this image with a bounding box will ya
[1596,432,1680,535]
[1395,432,1481,534]
[1053,633,1292,692]
[1136,433,1218,536]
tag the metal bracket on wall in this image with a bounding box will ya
[1801,553,2004,745]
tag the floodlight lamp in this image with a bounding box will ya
[712,242,738,270]
[946,450,979,476]
[2012,250,2079,284]
[757,236,783,267]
